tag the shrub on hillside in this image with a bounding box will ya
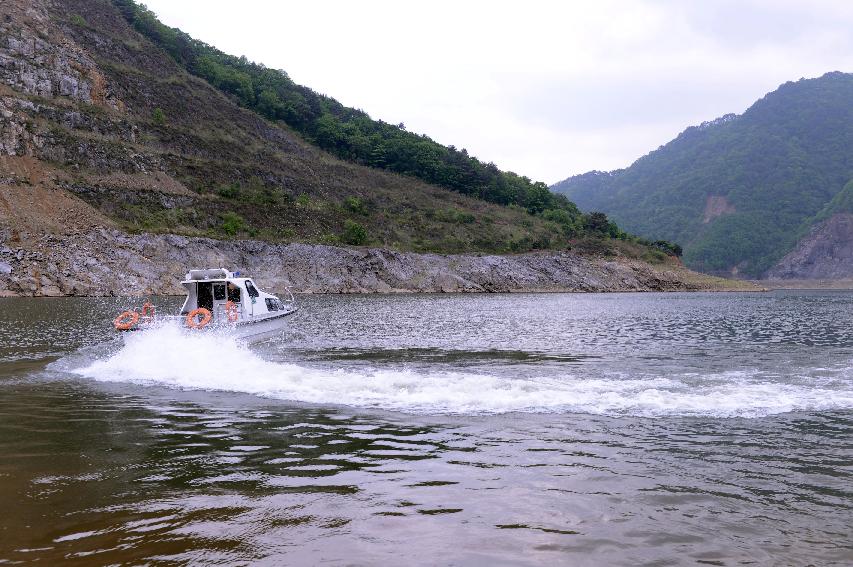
[217,183,240,199]
[341,220,368,245]
[152,107,166,125]
[344,196,367,215]
[220,212,245,236]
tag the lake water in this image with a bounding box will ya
[0,291,851,565]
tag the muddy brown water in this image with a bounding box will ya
[1,291,851,565]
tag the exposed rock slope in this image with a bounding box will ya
[0,226,751,297]
[766,213,853,280]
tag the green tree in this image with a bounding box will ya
[257,89,281,119]
[583,212,610,234]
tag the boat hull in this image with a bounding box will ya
[232,308,297,342]
[120,308,297,343]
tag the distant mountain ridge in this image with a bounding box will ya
[552,72,853,278]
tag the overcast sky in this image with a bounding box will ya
[141,0,853,184]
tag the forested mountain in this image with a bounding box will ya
[552,72,853,277]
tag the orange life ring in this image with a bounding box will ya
[141,301,155,320]
[224,300,239,323]
[114,310,140,331]
[186,307,212,329]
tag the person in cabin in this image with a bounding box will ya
[227,282,241,303]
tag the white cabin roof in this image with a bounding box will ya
[179,269,273,298]
[184,268,240,281]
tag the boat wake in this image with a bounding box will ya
[69,325,853,418]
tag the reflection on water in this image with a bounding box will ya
[305,347,598,365]
[0,291,852,564]
[1,383,850,565]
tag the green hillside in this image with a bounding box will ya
[9,0,626,260]
[814,179,853,222]
[112,0,573,217]
[552,72,853,277]
[81,0,688,259]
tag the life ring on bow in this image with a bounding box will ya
[141,301,155,320]
[186,307,212,329]
[114,310,140,331]
[224,300,239,323]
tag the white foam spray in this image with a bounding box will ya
[73,325,853,418]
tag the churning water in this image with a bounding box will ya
[1,291,851,565]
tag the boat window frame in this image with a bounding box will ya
[245,280,260,298]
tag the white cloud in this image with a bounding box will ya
[140,0,853,183]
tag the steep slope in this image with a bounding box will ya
[765,213,853,280]
[552,73,853,278]
[766,179,853,279]
[0,0,722,296]
[112,0,574,218]
[0,0,575,255]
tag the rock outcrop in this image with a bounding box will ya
[0,0,121,109]
[0,227,749,297]
[765,213,853,280]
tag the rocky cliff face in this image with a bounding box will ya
[0,226,748,297]
[0,0,123,157]
[766,213,853,280]
[0,1,121,108]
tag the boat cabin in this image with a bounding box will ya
[179,268,289,323]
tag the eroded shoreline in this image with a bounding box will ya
[0,229,756,297]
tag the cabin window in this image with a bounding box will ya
[227,283,241,302]
[197,282,213,311]
[213,282,226,301]
[245,281,260,298]
[265,298,279,311]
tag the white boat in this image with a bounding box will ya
[114,268,297,341]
